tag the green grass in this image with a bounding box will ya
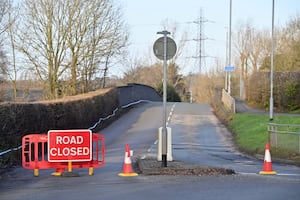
[228,114,300,157]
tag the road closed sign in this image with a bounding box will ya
[48,130,92,162]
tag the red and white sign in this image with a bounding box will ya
[48,130,92,162]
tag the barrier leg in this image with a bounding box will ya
[34,169,39,177]
[89,167,94,176]
[62,162,79,177]
[51,168,65,176]
[68,161,72,172]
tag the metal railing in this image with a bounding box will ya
[268,123,300,153]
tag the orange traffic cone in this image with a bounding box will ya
[259,143,277,175]
[118,144,138,177]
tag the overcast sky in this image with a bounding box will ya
[114,0,299,76]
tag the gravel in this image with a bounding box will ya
[135,158,235,176]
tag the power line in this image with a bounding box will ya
[192,8,211,73]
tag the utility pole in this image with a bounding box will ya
[193,8,208,74]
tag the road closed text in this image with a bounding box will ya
[48,130,92,162]
[49,136,90,157]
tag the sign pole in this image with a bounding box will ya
[157,30,170,167]
[154,31,176,167]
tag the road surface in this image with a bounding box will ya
[1,102,299,200]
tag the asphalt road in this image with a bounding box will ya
[1,102,300,200]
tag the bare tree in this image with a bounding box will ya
[282,14,300,71]
[0,0,10,38]
[0,0,10,82]
[6,0,20,101]
[233,20,271,99]
[101,23,129,88]
[18,0,69,99]
[0,48,7,82]
[234,21,253,79]
[17,0,128,99]
[80,1,128,90]
[65,0,128,94]
[122,61,163,88]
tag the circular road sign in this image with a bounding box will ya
[153,37,177,60]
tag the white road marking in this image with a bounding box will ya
[149,103,176,153]
[276,173,300,176]
[238,172,300,177]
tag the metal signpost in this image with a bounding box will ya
[153,31,176,167]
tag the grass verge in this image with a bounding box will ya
[228,113,300,163]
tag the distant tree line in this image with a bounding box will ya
[0,0,128,100]
[121,14,300,109]
[230,15,300,111]
[1,0,299,109]
[248,71,300,111]
[232,15,300,98]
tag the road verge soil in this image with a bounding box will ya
[135,158,235,176]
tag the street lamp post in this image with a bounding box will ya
[228,0,232,95]
[270,0,275,121]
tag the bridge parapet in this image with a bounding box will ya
[221,89,235,113]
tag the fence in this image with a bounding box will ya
[268,123,300,153]
[22,133,105,176]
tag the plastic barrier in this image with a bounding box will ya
[22,133,105,176]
